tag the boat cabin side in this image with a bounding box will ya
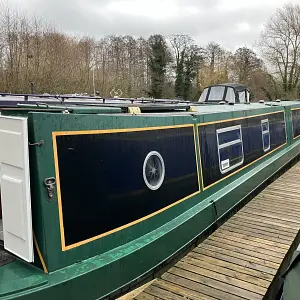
[0,100,298,276]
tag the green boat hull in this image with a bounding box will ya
[0,102,300,299]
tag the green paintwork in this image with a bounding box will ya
[0,100,300,299]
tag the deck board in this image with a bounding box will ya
[128,163,300,300]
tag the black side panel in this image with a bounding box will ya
[198,112,286,188]
[292,109,300,139]
[55,126,199,246]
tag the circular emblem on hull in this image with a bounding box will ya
[143,151,165,190]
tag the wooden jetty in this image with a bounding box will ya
[124,162,300,300]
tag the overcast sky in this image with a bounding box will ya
[9,0,300,51]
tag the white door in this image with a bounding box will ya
[0,116,33,262]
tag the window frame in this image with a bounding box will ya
[225,87,236,103]
[261,119,270,152]
[216,125,244,174]
[199,87,209,102]
[207,86,226,102]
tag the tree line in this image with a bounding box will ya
[0,2,299,101]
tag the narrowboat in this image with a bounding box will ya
[0,83,300,299]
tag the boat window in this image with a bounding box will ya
[238,91,246,103]
[225,87,235,102]
[216,125,244,174]
[208,86,225,101]
[143,151,165,190]
[261,119,270,152]
[199,88,208,102]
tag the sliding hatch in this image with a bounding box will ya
[0,116,33,262]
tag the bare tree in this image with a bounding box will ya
[260,4,300,96]
[231,47,263,83]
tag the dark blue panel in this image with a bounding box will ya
[56,126,199,246]
[199,112,286,188]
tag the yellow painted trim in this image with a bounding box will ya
[197,110,284,126]
[52,124,200,251]
[291,108,300,140]
[196,126,205,190]
[197,110,287,191]
[193,126,201,190]
[52,124,193,137]
[52,133,66,250]
[33,232,48,273]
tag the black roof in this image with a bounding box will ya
[207,83,249,92]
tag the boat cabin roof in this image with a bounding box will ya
[214,83,249,92]
[0,91,299,117]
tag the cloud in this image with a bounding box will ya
[8,0,299,50]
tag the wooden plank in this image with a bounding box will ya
[153,279,218,300]
[193,247,277,275]
[205,238,282,264]
[265,187,300,196]
[144,285,185,300]
[233,212,299,231]
[134,292,162,300]
[242,207,300,224]
[238,211,299,230]
[244,206,300,224]
[198,243,280,270]
[230,215,298,235]
[227,218,297,239]
[222,219,294,241]
[271,181,300,189]
[119,281,156,300]
[238,210,300,229]
[168,267,262,300]
[174,260,267,295]
[247,206,300,221]
[249,201,300,215]
[233,203,300,223]
[161,273,244,300]
[181,256,270,288]
[255,194,300,204]
[212,229,289,251]
[219,223,293,244]
[187,252,274,281]
[249,197,300,212]
[271,178,300,183]
[257,187,300,197]
[256,191,300,203]
[210,231,287,256]
[207,235,284,261]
